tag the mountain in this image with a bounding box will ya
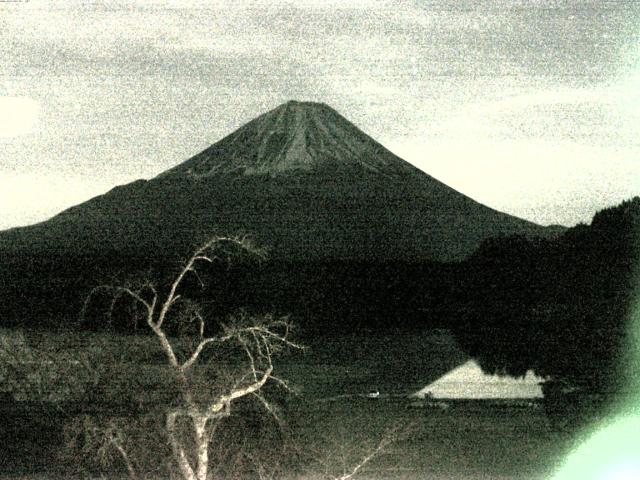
[0,101,567,326]
[0,101,561,264]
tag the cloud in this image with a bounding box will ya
[2,0,639,228]
[388,137,639,226]
[0,97,39,138]
[0,173,113,230]
[430,84,640,149]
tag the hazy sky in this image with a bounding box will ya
[1,0,639,229]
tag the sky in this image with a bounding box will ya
[1,0,639,230]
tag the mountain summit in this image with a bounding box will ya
[159,100,420,178]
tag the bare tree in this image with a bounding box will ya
[81,236,303,480]
[1,236,411,479]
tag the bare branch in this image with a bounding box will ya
[180,313,301,371]
[150,324,179,368]
[267,373,295,394]
[252,391,284,427]
[108,432,139,480]
[156,236,247,329]
[251,329,268,361]
[116,287,153,311]
[180,337,220,370]
[335,431,394,480]
[226,365,274,403]
[331,423,415,480]
[206,365,274,419]
[189,267,206,289]
[194,308,205,338]
[240,336,259,382]
[106,290,124,327]
[245,325,305,351]
[192,255,216,264]
[82,284,155,329]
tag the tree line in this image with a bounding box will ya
[449,197,640,423]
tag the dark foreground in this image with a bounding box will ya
[291,397,573,480]
[1,396,576,480]
[0,328,580,479]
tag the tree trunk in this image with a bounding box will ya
[194,415,210,480]
[167,411,197,480]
